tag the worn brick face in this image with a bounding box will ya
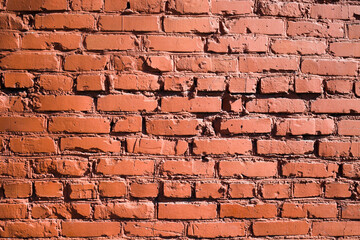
[0,0,358,239]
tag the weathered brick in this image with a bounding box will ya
[158,203,217,219]
[228,18,285,35]
[99,15,159,31]
[35,14,95,30]
[219,161,277,177]
[147,35,203,52]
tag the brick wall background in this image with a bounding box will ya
[0,0,360,238]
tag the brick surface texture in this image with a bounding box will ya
[0,0,360,238]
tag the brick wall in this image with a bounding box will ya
[0,0,360,238]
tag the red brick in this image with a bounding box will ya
[258,140,314,155]
[312,221,360,236]
[10,137,56,153]
[287,21,344,38]
[312,99,360,114]
[0,53,59,70]
[271,39,326,55]
[167,0,209,13]
[77,75,105,91]
[325,182,351,198]
[96,158,154,176]
[97,94,157,112]
[318,141,354,157]
[62,222,120,237]
[158,203,216,219]
[104,0,162,12]
[164,17,218,33]
[124,221,184,237]
[228,18,284,35]
[338,120,360,136]
[49,117,110,133]
[0,116,44,132]
[126,138,187,155]
[163,76,193,91]
[39,75,73,91]
[99,181,126,198]
[342,163,360,178]
[163,181,192,198]
[99,15,159,31]
[69,182,96,199]
[197,76,226,91]
[253,221,310,236]
[7,0,67,10]
[0,160,27,177]
[94,202,154,219]
[113,115,142,133]
[356,82,360,96]
[3,182,32,198]
[342,204,360,219]
[282,203,337,219]
[220,203,277,218]
[162,160,214,177]
[0,14,27,30]
[193,138,252,155]
[212,0,253,14]
[246,98,306,113]
[282,161,338,178]
[259,2,303,17]
[146,119,200,136]
[239,56,299,72]
[260,76,291,94]
[348,24,360,39]
[1,96,26,112]
[295,76,323,93]
[130,183,158,198]
[0,204,27,219]
[188,222,245,238]
[326,80,353,94]
[85,34,135,50]
[71,0,103,11]
[330,42,360,57]
[207,36,268,53]
[4,72,34,88]
[276,118,334,135]
[145,56,173,72]
[34,181,62,198]
[220,118,271,134]
[147,35,203,52]
[195,182,225,199]
[32,203,91,219]
[162,96,221,113]
[228,98,245,111]
[22,33,81,50]
[261,183,290,199]
[176,56,237,73]
[112,74,159,91]
[0,222,57,238]
[310,4,349,19]
[34,95,93,112]
[0,32,19,50]
[294,182,321,197]
[219,161,277,177]
[61,137,120,153]
[302,59,357,76]
[229,182,255,198]
[113,55,137,71]
[35,14,95,30]
[228,77,257,93]
[34,159,88,177]
[64,55,108,71]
